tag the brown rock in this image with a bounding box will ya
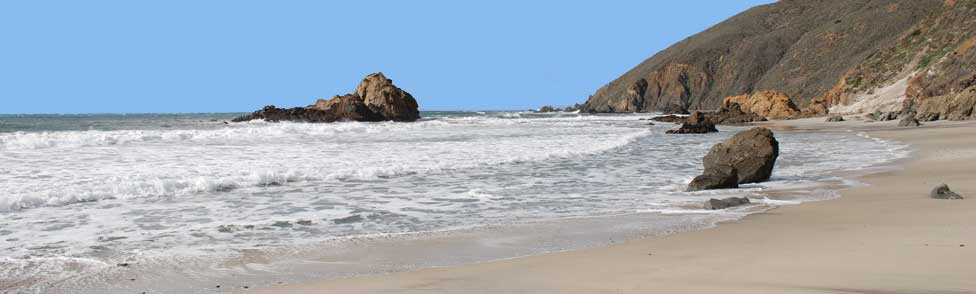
[687,165,739,191]
[705,103,768,125]
[722,90,800,120]
[701,127,779,184]
[234,72,420,123]
[350,73,420,122]
[666,111,717,134]
[912,86,976,121]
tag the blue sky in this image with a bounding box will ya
[0,0,774,114]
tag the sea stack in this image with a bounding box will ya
[233,72,420,123]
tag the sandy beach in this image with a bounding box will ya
[251,119,976,294]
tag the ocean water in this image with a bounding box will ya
[0,111,908,293]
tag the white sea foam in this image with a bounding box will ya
[0,112,910,293]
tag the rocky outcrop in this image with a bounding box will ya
[705,104,768,125]
[826,115,845,122]
[536,104,584,113]
[703,197,751,210]
[930,183,964,200]
[722,91,800,120]
[582,0,944,114]
[666,112,717,134]
[687,165,739,192]
[700,127,779,184]
[869,110,901,121]
[234,73,420,123]
[898,116,921,127]
[911,86,976,121]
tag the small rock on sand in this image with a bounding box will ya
[899,116,921,127]
[930,183,963,199]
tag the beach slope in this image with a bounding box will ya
[252,120,976,294]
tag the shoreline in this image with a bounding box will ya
[250,118,976,294]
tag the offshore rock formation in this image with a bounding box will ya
[536,104,584,113]
[583,0,976,119]
[234,73,420,123]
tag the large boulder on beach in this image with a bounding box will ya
[233,72,420,123]
[930,183,963,200]
[704,197,751,210]
[702,127,779,184]
[687,165,739,191]
[666,111,717,134]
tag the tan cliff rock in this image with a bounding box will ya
[721,90,799,120]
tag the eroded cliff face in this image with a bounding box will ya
[583,0,950,114]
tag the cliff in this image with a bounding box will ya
[583,0,975,120]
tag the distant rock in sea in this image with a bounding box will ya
[666,111,717,134]
[233,72,420,123]
[535,104,584,113]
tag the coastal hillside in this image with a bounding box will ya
[583,0,976,118]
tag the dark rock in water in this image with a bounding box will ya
[333,215,364,224]
[898,116,921,127]
[702,127,779,184]
[537,105,558,113]
[826,115,845,122]
[296,220,313,226]
[687,165,739,191]
[233,73,419,123]
[930,183,963,200]
[704,197,751,210]
[271,221,292,228]
[650,114,686,124]
[666,112,717,134]
[705,103,767,125]
[535,104,584,113]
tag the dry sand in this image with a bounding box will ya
[250,118,976,294]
